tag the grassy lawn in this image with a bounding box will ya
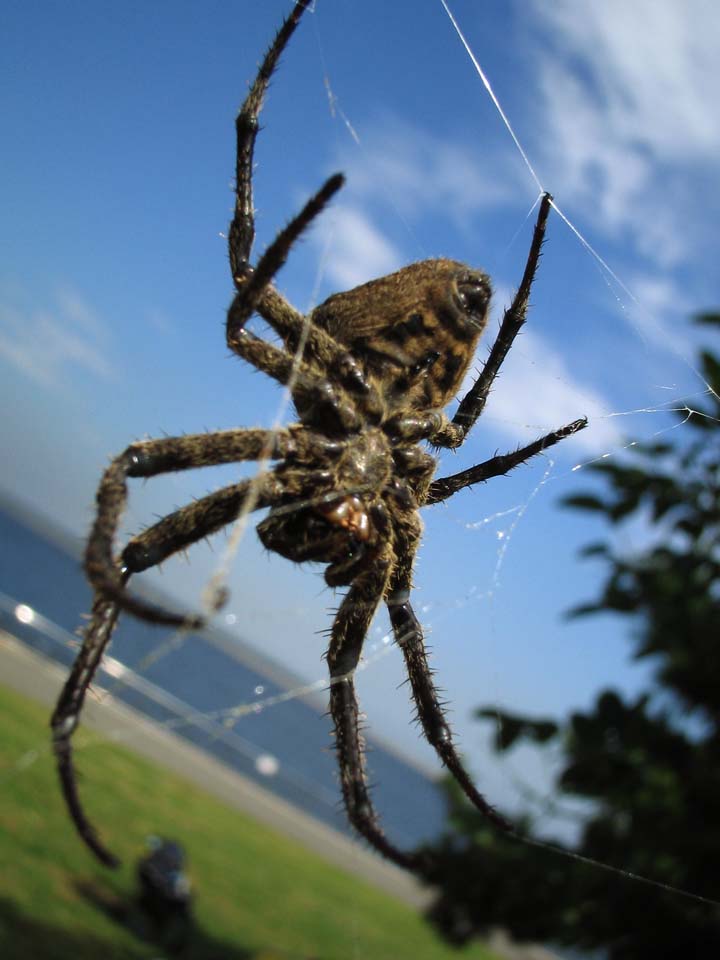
[0,683,499,960]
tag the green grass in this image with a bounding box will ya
[0,683,498,960]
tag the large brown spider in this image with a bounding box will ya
[51,1,586,875]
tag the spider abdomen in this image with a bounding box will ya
[311,259,492,411]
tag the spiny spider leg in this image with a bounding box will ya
[226,177,381,432]
[53,468,298,867]
[426,416,588,505]
[121,458,346,576]
[229,172,345,333]
[327,551,422,872]
[227,0,375,403]
[229,0,312,276]
[386,518,513,837]
[253,285,375,402]
[122,477,281,574]
[449,192,554,446]
[51,590,126,867]
[388,600,512,836]
[86,429,292,628]
[227,296,365,436]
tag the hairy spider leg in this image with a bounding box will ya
[326,501,514,875]
[122,479,282,575]
[229,173,383,410]
[426,194,588,492]
[427,417,588,504]
[85,429,294,628]
[229,0,311,277]
[227,290,369,438]
[226,173,389,432]
[450,192,554,443]
[390,599,514,834]
[249,284,376,403]
[387,515,512,831]
[326,544,424,872]
[51,590,125,867]
[54,464,319,868]
[230,187,374,400]
[227,0,374,402]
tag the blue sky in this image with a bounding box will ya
[2,0,720,818]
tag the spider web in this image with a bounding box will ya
[2,0,720,948]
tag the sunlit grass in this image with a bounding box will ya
[0,683,499,960]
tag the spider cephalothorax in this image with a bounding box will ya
[51,1,586,874]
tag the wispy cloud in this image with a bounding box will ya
[312,115,539,293]
[313,204,403,290]
[534,0,720,159]
[0,286,117,388]
[331,115,527,236]
[463,328,622,455]
[623,273,695,357]
[529,0,720,266]
[144,306,177,336]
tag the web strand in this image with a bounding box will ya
[438,0,544,194]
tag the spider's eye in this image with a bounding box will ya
[455,278,491,318]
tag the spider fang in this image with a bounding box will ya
[317,495,371,542]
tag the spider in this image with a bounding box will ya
[51,0,586,875]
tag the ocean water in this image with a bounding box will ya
[0,497,448,849]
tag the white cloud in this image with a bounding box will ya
[314,204,403,290]
[463,328,622,455]
[529,0,720,266]
[334,116,528,232]
[534,0,720,158]
[145,306,177,336]
[624,273,695,357]
[0,287,117,388]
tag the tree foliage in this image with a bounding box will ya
[421,316,720,959]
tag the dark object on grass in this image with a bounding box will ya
[136,836,193,954]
